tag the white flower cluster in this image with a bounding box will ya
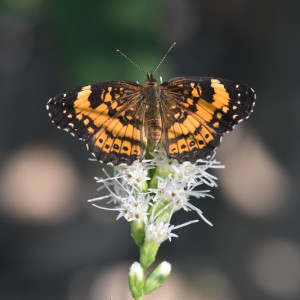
[89,146,223,243]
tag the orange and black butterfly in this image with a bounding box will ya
[47,46,255,165]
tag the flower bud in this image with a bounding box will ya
[144,261,171,294]
[128,262,144,299]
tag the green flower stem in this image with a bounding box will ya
[147,199,171,225]
[144,138,156,160]
[140,240,160,269]
[141,181,148,193]
[148,166,168,188]
[131,221,145,247]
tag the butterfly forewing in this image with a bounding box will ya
[47,81,147,165]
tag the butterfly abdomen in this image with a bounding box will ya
[145,103,162,145]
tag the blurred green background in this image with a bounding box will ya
[1,1,300,300]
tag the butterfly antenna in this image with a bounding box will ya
[116,49,146,74]
[153,42,176,74]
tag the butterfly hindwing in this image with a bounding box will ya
[87,99,147,165]
[158,77,255,162]
[47,81,147,165]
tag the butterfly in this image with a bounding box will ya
[46,70,255,165]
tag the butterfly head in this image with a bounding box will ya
[145,72,157,87]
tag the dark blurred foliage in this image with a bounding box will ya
[1,1,300,300]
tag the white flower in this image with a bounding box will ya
[116,160,151,191]
[145,219,202,243]
[116,192,150,224]
[89,143,224,241]
[88,161,152,223]
[145,220,176,243]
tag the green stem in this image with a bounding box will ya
[130,221,145,247]
[144,138,156,160]
[140,240,160,269]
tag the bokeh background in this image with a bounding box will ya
[1,1,300,299]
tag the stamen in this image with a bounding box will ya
[173,219,199,230]
[92,203,120,211]
[88,195,112,202]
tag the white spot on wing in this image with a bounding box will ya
[211,79,221,84]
